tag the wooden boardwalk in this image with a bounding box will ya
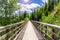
[16,21,44,40]
[0,21,60,40]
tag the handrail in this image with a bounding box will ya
[33,21,60,30]
[0,21,27,40]
[0,21,24,30]
[31,21,60,40]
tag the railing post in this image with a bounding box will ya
[45,26,47,38]
[52,28,55,40]
[5,28,10,40]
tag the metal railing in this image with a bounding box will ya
[31,21,60,40]
[0,21,27,40]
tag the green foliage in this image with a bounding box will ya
[41,14,54,24]
[41,1,60,25]
[53,10,60,26]
[0,0,17,26]
[0,0,60,26]
[30,9,42,21]
[30,0,60,26]
[0,0,29,26]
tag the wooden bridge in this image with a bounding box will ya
[0,21,60,40]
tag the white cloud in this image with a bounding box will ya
[20,3,41,13]
[17,3,21,5]
[42,0,48,3]
[17,0,48,13]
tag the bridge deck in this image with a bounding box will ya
[16,21,44,40]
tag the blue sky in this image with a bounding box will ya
[20,0,44,6]
[18,0,48,13]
